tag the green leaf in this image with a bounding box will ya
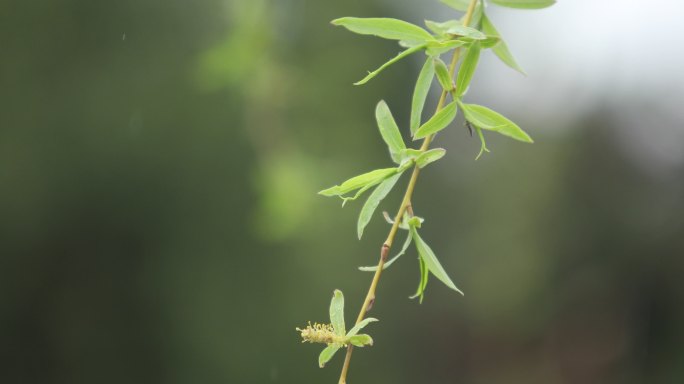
[474,126,490,160]
[481,13,525,74]
[346,317,379,337]
[479,35,502,49]
[348,334,374,347]
[425,39,467,56]
[413,100,458,139]
[332,17,435,44]
[440,0,471,11]
[357,173,401,240]
[415,148,446,168]
[319,168,398,198]
[433,58,453,91]
[359,230,412,272]
[490,0,556,9]
[410,226,464,295]
[409,255,429,303]
[410,57,434,135]
[375,101,406,163]
[424,20,460,37]
[455,41,480,97]
[445,24,486,40]
[329,289,346,336]
[459,102,533,143]
[355,44,426,85]
[318,344,342,368]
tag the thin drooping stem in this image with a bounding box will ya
[337,1,479,383]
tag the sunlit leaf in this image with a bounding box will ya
[410,57,434,135]
[355,44,426,85]
[329,289,346,336]
[346,317,379,337]
[425,39,467,56]
[359,230,412,271]
[425,20,460,37]
[375,100,407,163]
[318,344,342,368]
[490,0,556,9]
[357,173,401,239]
[413,101,458,139]
[459,102,533,143]
[348,334,374,347]
[410,226,464,295]
[455,41,480,97]
[481,13,525,74]
[445,24,486,40]
[332,17,435,45]
[319,168,398,198]
[433,57,453,91]
[415,148,446,168]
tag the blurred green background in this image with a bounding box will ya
[2,0,683,383]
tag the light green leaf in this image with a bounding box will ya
[480,35,502,49]
[329,289,346,336]
[359,230,412,272]
[410,57,434,135]
[424,20,460,37]
[425,39,467,56]
[440,0,471,11]
[375,101,406,163]
[346,317,379,337]
[319,168,398,198]
[474,126,490,160]
[410,226,464,295]
[490,0,556,9]
[413,100,458,139]
[445,24,486,40]
[415,148,446,168]
[357,173,401,239]
[355,44,426,85]
[455,41,480,97]
[348,334,374,347]
[409,255,429,303]
[459,102,533,143]
[481,14,525,74]
[332,17,435,45]
[318,344,342,368]
[433,58,452,91]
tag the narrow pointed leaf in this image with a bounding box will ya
[319,168,398,197]
[409,255,429,303]
[410,226,464,295]
[346,317,379,337]
[455,41,480,97]
[440,0,471,11]
[357,173,401,239]
[348,334,374,347]
[481,13,525,74]
[375,101,406,163]
[332,17,434,45]
[490,0,556,9]
[425,39,467,56]
[445,24,486,40]
[413,101,458,139]
[318,344,342,368]
[329,290,346,336]
[460,103,533,143]
[424,20,460,37]
[410,57,434,134]
[359,230,412,271]
[415,148,446,168]
[433,58,452,91]
[355,44,426,85]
